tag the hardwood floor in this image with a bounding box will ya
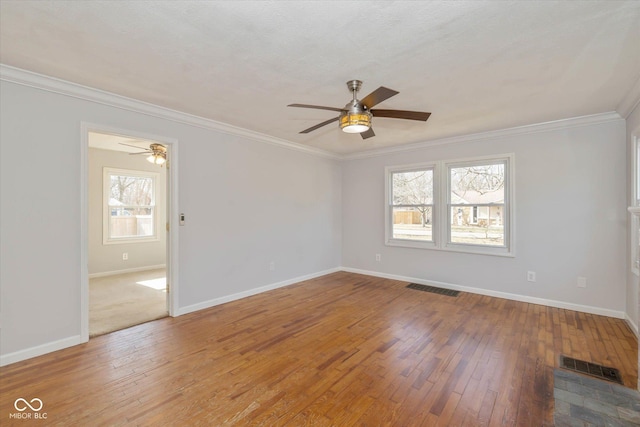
[1,272,637,426]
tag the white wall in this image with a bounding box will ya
[88,147,166,275]
[177,129,342,309]
[0,80,342,361]
[342,119,627,314]
[626,103,640,333]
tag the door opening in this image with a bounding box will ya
[81,125,178,340]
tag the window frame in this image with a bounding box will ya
[385,153,515,257]
[103,167,160,245]
[445,156,512,256]
[631,135,640,276]
[385,164,438,249]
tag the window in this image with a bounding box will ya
[448,160,506,248]
[390,168,435,243]
[636,136,640,206]
[103,168,158,244]
[632,136,640,276]
[386,154,513,256]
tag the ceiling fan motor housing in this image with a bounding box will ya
[149,143,167,154]
[340,99,372,133]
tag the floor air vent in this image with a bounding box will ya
[560,355,623,384]
[406,283,459,297]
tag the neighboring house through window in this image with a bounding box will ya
[386,154,514,256]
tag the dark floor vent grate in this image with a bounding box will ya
[560,355,623,384]
[406,283,459,297]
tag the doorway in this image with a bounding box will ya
[81,126,178,339]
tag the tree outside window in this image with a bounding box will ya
[104,168,157,242]
[449,162,505,247]
[391,169,434,242]
[386,154,513,256]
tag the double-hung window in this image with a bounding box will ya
[103,167,158,244]
[448,159,507,249]
[386,154,513,256]
[389,167,435,244]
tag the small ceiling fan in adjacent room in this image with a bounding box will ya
[288,80,431,139]
[119,142,167,166]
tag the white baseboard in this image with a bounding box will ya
[175,267,341,316]
[89,264,166,279]
[625,312,639,338]
[0,335,86,367]
[340,267,627,320]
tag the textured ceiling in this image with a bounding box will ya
[1,1,639,155]
[88,132,159,154]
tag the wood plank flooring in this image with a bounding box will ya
[1,272,637,426]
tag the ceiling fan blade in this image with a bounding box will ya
[300,116,340,134]
[128,151,151,155]
[288,103,344,112]
[371,109,431,121]
[119,142,147,149]
[360,87,399,109]
[360,127,375,139]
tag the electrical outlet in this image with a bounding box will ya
[122,253,128,261]
[269,261,275,271]
[577,277,587,288]
[527,271,536,282]
[375,254,381,262]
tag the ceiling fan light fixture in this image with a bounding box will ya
[145,143,167,165]
[147,153,166,165]
[339,111,372,134]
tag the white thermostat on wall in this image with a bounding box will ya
[179,213,185,226]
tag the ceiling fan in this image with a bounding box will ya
[119,142,167,165]
[288,80,431,139]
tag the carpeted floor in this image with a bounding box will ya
[90,268,168,337]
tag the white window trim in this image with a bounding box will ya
[385,153,515,257]
[385,163,438,250]
[631,135,640,276]
[103,167,160,245]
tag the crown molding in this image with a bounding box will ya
[341,111,624,160]
[0,64,339,160]
[1,64,628,162]
[617,74,640,119]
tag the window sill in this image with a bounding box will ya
[386,239,514,258]
[103,237,160,245]
[386,239,436,250]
